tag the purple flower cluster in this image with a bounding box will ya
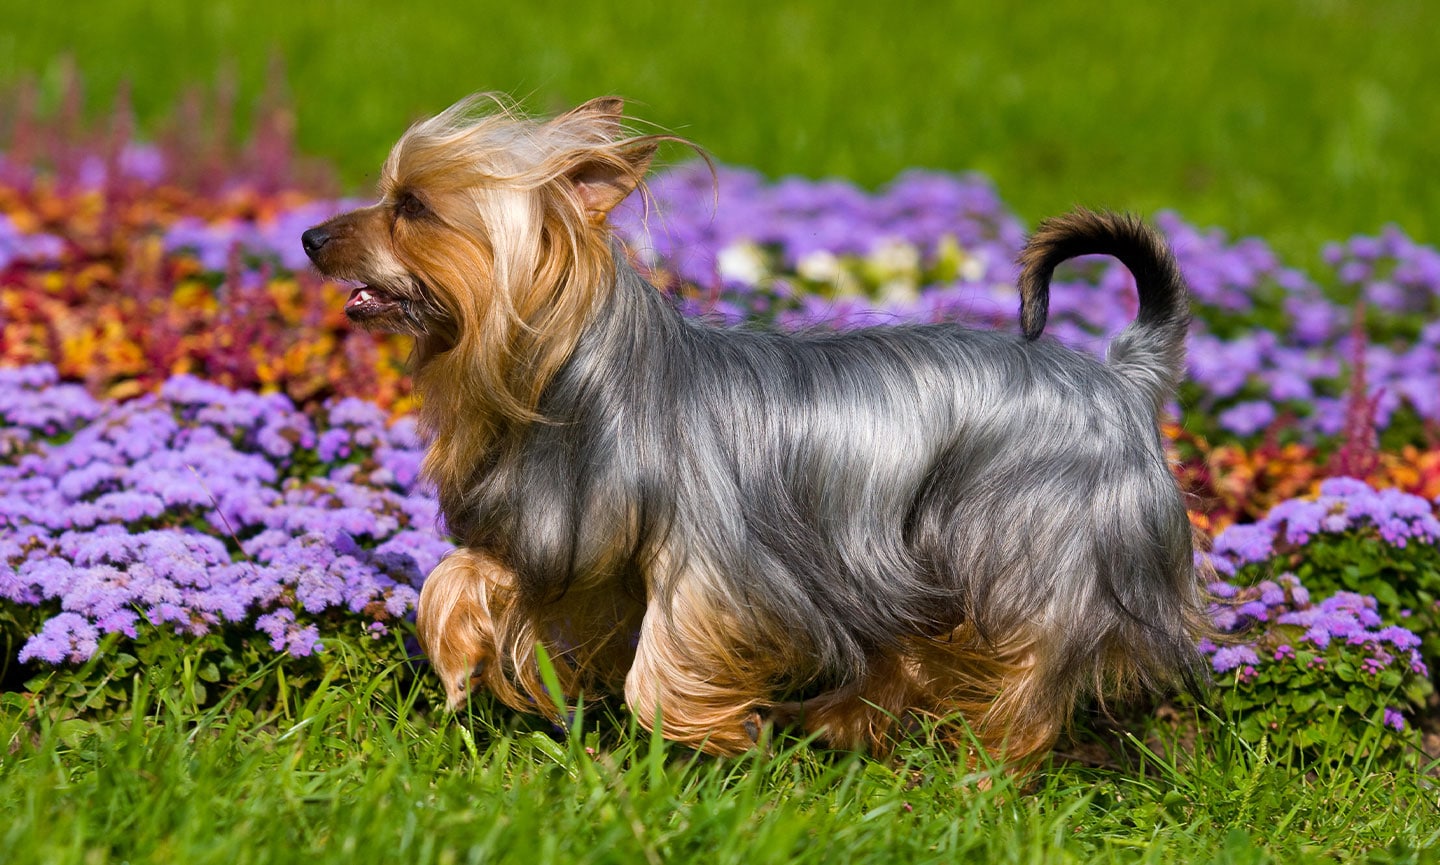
[613,165,1026,290]
[0,365,103,445]
[1199,573,1426,733]
[1202,581,1425,676]
[1201,478,1436,733]
[1209,477,1440,576]
[1,365,452,663]
[0,213,65,270]
[4,364,1433,743]
[1325,226,1440,316]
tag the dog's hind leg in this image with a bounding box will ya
[922,631,1070,773]
[772,651,921,752]
[785,629,1069,772]
[623,577,784,756]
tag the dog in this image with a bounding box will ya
[301,94,1205,768]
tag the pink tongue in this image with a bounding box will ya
[347,287,375,309]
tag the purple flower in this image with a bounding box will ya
[1208,581,1239,599]
[317,429,353,462]
[5,367,450,665]
[1217,401,1276,436]
[1210,524,1275,565]
[1211,645,1260,674]
[1237,600,1270,621]
[1374,626,1421,650]
[18,613,100,664]
[1266,499,1328,545]
[1257,580,1285,607]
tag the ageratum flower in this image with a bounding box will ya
[0,214,65,270]
[1211,644,1261,674]
[1208,479,1440,577]
[1201,486,1432,737]
[1,365,452,664]
[18,612,100,665]
[1217,402,1277,437]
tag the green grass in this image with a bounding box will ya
[3,640,1437,865]
[2,1,1438,262]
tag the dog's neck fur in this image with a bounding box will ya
[411,237,653,529]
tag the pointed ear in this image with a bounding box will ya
[557,96,626,136]
[567,140,658,224]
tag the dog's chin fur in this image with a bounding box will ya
[304,93,1209,770]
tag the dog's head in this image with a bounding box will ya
[302,94,658,342]
[302,94,667,424]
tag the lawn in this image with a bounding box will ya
[2,3,1440,863]
[5,644,1437,865]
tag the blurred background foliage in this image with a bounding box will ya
[2,0,1436,264]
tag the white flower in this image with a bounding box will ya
[932,235,987,283]
[866,238,921,280]
[877,278,919,305]
[960,250,987,282]
[716,242,768,285]
[797,249,842,283]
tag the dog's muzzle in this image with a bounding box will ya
[301,227,331,262]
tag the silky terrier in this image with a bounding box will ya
[302,94,1205,767]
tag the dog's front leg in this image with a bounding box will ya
[415,548,512,710]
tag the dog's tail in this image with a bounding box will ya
[1016,209,1190,408]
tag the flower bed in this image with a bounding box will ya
[1197,478,1436,747]
[1,364,447,671]
[5,135,1440,534]
[3,362,1434,749]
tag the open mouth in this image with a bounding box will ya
[345,286,403,320]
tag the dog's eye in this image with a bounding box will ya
[396,193,427,218]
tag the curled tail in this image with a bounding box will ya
[1016,209,1191,408]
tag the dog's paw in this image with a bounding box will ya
[764,701,804,730]
[440,660,486,711]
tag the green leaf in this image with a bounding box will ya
[54,718,92,746]
[1369,582,1400,607]
[531,642,569,722]
[1344,688,1372,714]
[524,731,568,766]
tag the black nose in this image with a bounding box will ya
[301,227,331,260]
